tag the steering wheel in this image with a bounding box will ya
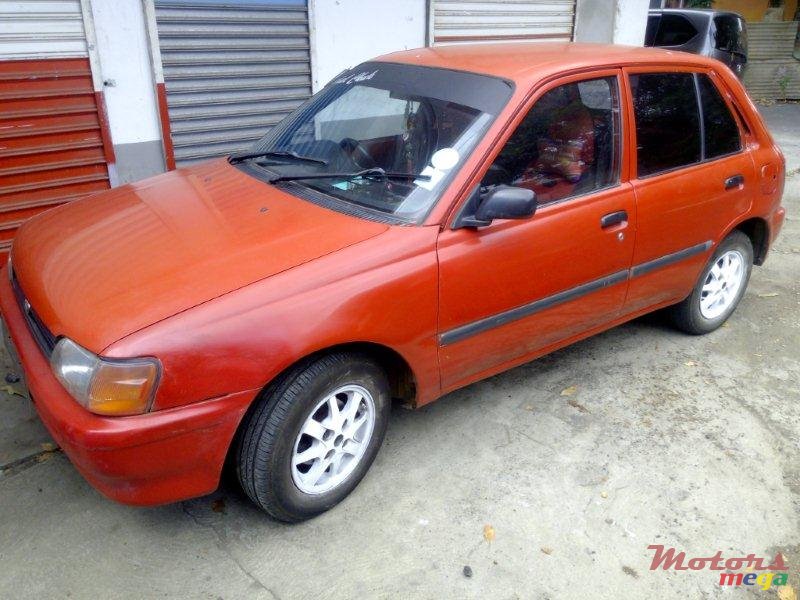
[339,137,376,170]
[481,163,511,188]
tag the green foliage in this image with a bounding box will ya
[778,75,791,101]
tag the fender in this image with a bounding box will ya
[103,225,442,411]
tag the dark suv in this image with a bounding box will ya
[646,9,748,77]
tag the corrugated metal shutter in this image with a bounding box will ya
[432,0,576,45]
[742,21,800,100]
[0,1,112,260]
[154,0,312,167]
[0,0,88,58]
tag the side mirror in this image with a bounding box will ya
[476,186,537,222]
[452,184,537,229]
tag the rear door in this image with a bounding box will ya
[624,68,756,314]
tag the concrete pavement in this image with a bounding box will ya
[0,103,798,600]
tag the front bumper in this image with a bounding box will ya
[0,268,257,506]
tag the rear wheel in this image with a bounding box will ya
[236,352,390,522]
[669,230,753,335]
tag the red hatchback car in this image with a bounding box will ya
[0,43,785,521]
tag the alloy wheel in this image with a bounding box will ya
[291,385,376,495]
[699,250,745,320]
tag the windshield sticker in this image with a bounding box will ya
[333,70,379,85]
[414,148,459,190]
[414,166,445,191]
[430,148,460,171]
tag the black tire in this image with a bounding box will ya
[235,352,390,522]
[669,230,753,335]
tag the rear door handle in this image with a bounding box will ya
[600,210,628,229]
[724,174,744,189]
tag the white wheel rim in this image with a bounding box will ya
[291,384,376,495]
[699,250,745,320]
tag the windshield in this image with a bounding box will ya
[236,62,514,223]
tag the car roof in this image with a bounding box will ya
[376,42,719,86]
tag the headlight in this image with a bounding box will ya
[50,338,160,416]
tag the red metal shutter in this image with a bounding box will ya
[0,59,113,260]
[0,0,116,262]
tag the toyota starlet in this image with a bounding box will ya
[0,43,785,521]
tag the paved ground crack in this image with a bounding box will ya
[0,447,62,477]
[180,502,281,600]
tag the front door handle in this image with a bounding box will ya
[600,210,628,229]
[724,174,744,189]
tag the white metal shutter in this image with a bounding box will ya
[0,0,88,58]
[154,0,312,166]
[432,0,576,45]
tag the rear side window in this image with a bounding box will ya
[698,74,741,159]
[653,14,698,47]
[630,73,701,177]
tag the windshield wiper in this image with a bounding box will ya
[267,167,431,184]
[228,149,328,166]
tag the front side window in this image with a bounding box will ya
[483,76,621,204]
[698,74,741,159]
[238,62,513,223]
[631,73,701,177]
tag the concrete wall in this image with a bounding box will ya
[574,0,650,46]
[86,0,165,183]
[309,0,426,92]
[714,0,798,22]
[714,0,769,22]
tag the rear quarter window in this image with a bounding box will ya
[697,74,741,159]
[713,15,747,54]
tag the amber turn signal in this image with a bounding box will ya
[51,338,160,416]
[87,360,159,416]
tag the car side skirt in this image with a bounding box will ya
[438,290,698,399]
[439,240,712,347]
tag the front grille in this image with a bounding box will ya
[11,271,57,357]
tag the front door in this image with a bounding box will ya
[436,72,636,392]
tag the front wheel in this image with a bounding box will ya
[236,353,390,522]
[669,230,753,335]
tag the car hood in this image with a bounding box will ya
[11,159,388,352]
